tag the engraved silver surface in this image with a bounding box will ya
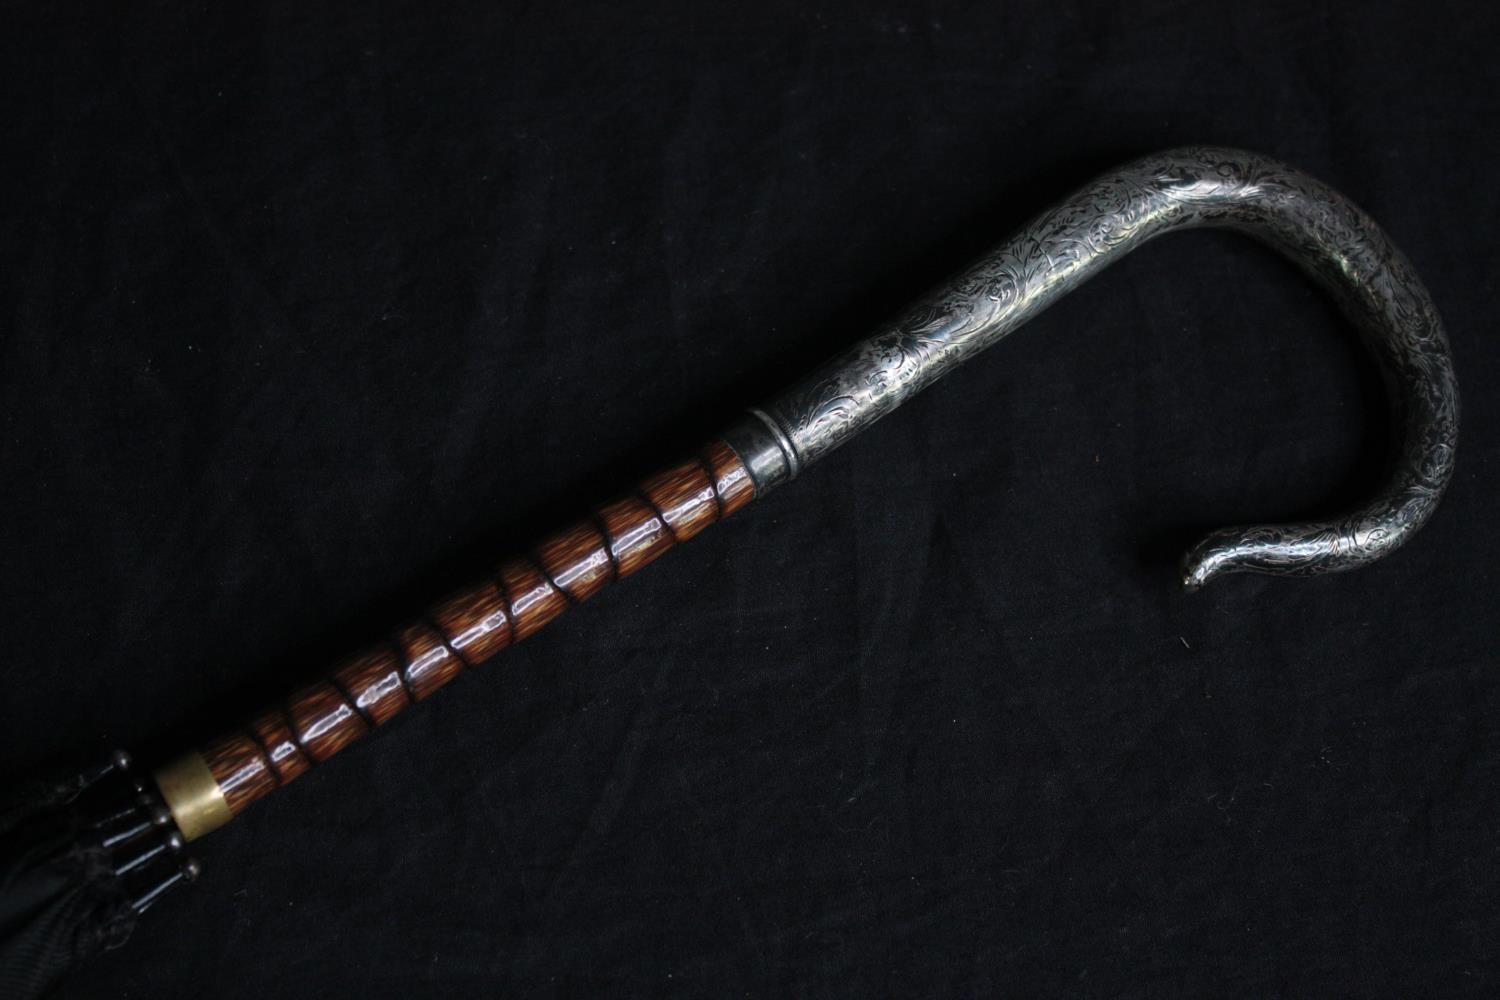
[721,147,1459,589]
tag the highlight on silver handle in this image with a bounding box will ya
[723,146,1458,589]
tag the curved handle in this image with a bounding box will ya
[725,147,1459,588]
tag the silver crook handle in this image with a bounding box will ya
[725,147,1459,588]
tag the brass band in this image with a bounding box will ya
[153,752,233,842]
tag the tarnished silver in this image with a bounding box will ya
[720,147,1459,589]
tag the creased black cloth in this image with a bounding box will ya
[0,769,137,1000]
[1,2,1497,997]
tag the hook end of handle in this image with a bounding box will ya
[1179,524,1329,591]
[1180,561,1214,593]
[1179,523,1332,591]
[1180,541,1238,592]
[1179,509,1426,592]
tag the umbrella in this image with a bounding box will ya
[0,147,1459,996]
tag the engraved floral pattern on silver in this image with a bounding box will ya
[723,147,1459,588]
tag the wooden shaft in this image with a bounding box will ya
[154,440,754,838]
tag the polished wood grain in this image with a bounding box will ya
[200,440,754,817]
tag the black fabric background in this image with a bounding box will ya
[2,3,1497,997]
